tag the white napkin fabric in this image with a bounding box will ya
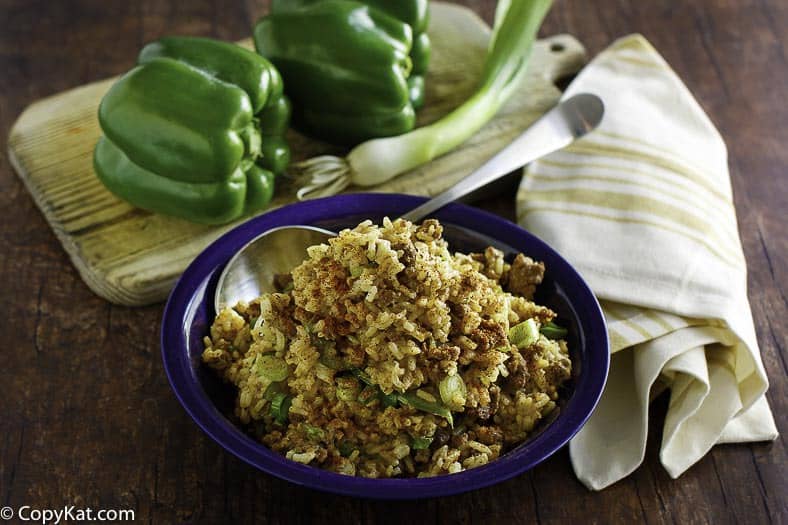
[516,34,778,490]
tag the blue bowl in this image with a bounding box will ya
[161,193,608,499]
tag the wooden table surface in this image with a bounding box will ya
[1,1,785,523]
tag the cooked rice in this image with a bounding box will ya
[202,218,571,478]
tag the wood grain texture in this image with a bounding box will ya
[0,1,785,524]
[7,3,585,306]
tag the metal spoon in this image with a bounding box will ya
[214,93,604,312]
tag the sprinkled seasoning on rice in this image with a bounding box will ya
[203,218,571,478]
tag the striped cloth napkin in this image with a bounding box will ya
[516,34,778,490]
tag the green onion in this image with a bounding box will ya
[253,354,289,381]
[351,368,374,386]
[508,318,539,349]
[263,381,286,401]
[398,392,453,427]
[293,0,553,199]
[349,368,399,407]
[541,321,568,339]
[378,390,399,408]
[335,376,360,402]
[304,424,325,441]
[338,440,357,457]
[411,436,433,450]
[439,374,468,411]
[349,366,455,423]
[358,385,379,405]
[270,392,291,424]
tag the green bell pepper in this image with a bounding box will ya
[255,0,430,145]
[352,0,430,108]
[269,0,430,110]
[94,36,290,225]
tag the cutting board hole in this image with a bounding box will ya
[550,42,565,53]
[553,73,576,92]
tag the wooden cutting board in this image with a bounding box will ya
[7,3,586,306]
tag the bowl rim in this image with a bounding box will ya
[161,193,609,499]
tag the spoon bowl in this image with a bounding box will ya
[214,225,333,310]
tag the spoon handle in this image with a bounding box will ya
[400,93,604,224]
